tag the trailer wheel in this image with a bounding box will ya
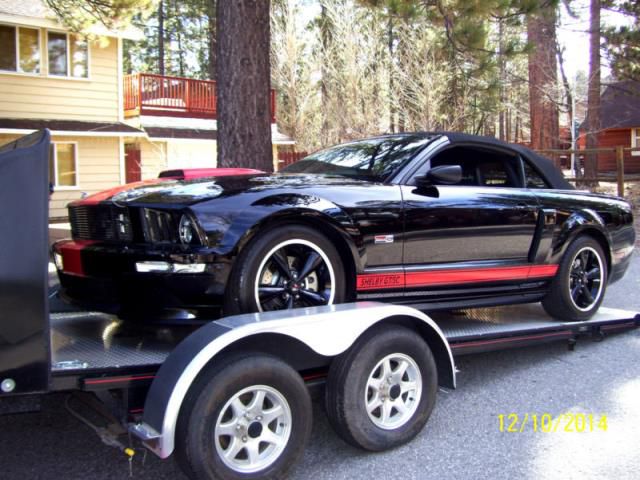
[175,354,312,480]
[325,325,438,451]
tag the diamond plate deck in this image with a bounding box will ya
[50,312,195,372]
[50,304,639,373]
[431,303,638,340]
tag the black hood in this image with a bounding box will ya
[72,173,377,208]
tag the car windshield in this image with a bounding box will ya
[281,135,434,181]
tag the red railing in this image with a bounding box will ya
[124,73,276,121]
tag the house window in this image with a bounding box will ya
[47,32,88,78]
[632,129,640,157]
[49,143,78,187]
[0,25,41,73]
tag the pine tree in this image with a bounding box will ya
[216,0,273,171]
[603,1,640,81]
[527,1,560,152]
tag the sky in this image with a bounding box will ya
[558,0,634,80]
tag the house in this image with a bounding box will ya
[578,80,640,173]
[0,0,294,219]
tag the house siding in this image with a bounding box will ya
[0,34,119,122]
[0,133,121,219]
[140,138,168,179]
[578,128,640,173]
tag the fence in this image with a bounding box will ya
[536,146,640,197]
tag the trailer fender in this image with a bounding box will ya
[131,302,454,458]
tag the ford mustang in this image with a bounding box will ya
[53,132,635,321]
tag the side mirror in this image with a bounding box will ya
[416,165,462,187]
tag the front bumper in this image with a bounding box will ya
[53,240,231,315]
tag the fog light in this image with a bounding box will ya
[173,263,206,274]
[54,252,64,270]
[136,261,172,273]
[136,261,206,274]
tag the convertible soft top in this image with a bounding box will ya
[434,131,574,191]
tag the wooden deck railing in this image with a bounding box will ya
[124,73,276,121]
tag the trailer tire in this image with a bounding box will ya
[325,325,437,451]
[175,354,312,480]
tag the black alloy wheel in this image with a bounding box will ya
[542,235,607,321]
[255,239,335,312]
[568,246,604,311]
[224,225,346,315]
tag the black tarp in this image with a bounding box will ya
[0,130,51,394]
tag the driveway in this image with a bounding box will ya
[2,253,639,480]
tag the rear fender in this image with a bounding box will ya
[553,209,612,266]
[131,302,455,459]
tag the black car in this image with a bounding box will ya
[53,132,635,321]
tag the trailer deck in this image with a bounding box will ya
[49,303,640,392]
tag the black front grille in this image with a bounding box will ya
[69,205,134,242]
[142,209,178,243]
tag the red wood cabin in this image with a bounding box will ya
[578,80,640,173]
[124,73,276,122]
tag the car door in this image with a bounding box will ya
[400,143,540,291]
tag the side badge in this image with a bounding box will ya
[374,234,394,244]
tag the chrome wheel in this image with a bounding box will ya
[254,239,336,312]
[214,385,292,474]
[568,246,604,312]
[365,353,422,430]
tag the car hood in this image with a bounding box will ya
[71,173,376,207]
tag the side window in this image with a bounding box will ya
[523,161,549,188]
[477,160,512,187]
[428,150,518,187]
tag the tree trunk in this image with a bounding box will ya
[216,0,273,171]
[527,6,560,155]
[498,18,506,141]
[388,14,395,133]
[207,0,216,80]
[320,4,330,146]
[584,0,601,184]
[158,0,165,76]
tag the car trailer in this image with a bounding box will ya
[1,131,639,480]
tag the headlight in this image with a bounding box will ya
[179,214,196,244]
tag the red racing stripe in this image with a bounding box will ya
[55,240,97,277]
[74,178,170,205]
[356,264,558,291]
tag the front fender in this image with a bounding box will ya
[131,302,455,459]
[194,193,363,260]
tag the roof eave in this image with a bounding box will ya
[0,12,143,40]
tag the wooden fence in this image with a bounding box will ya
[536,146,640,197]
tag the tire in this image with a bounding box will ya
[175,354,312,480]
[224,225,346,315]
[325,325,438,451]
[542,235,608,321]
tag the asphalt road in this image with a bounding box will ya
[1,254,639,480]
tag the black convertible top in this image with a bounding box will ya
[435,132,574,190]
[388,132,575,190]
